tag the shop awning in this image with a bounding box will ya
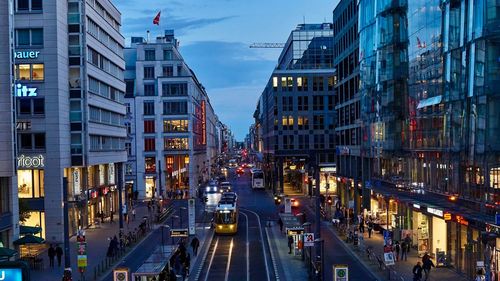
[13,234,44,245]
[19,225,42,235]
[417,95,442,109]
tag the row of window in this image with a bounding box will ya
[18,133,45,150]
[89,106,124,126]
[142,82,189,97]
[14,63,44,81]
[275,114,332,130]
[272,76,334,92]
[336,75,359,105]
[16,0,42,12]
[143,101,188,116]
[336,127,361,146]
[17,98,44,115]
[337,101,360,127]
[278,95,334,112]
[143,119,189,134]
[144,137,189,151]
[88,0,121,31]
[88,76,124,103]
[87,18,122,55]
[89,135,125,151]
[144,49,174,62]
[15,28,43,47]
[87,47,124,80]
[275,134,335,150]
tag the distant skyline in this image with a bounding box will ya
[115,0,339,140]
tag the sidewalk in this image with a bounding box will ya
[322,216,470,281]
[266,221,309,281]
[31,200,158,281]
[283,182,305,196]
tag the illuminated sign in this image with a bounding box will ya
[16,121,31,131]
[456,215,469,226]
[15,84,38,97]
[108,164,115,185]
[17,154,44,169]
[0,268,22,281]
[170,228,188,237]
[426,207,443,218]
[413,204,421,209]
[99,164,105,185]
[444,213,452,221]
[201,101,206,145]
[73,168,81,195]
[14,51,40,59]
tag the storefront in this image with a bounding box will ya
[369,194,398,231]
[319,166,337,195]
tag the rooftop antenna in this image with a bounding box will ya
[146,30,150,43]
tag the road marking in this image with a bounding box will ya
[264,227,280,281]
[241,211,250,281]
[241,208,271,281]
[224,238,234,281]
[204,237,219,281]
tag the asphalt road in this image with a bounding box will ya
[199,168,276,281]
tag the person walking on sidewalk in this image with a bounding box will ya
[55,244,63,267]
[48,244,56,268]
[412,261,423,281]
[132,207,136,221]
[401,240,408,261]
[367,220,373,238]
[287,236,294,254]
[190,236,200,256]
[404,234,412,253]
[422,253,435,281]
[278,217,284,233]
[394,241,401,261]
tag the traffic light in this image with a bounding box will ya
[327,196,333,205]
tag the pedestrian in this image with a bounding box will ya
[401,240,408,261]
[404,234,412,253]
[359,217,365,233]
[48,244,56,268]
[132,207,136,221]
[422,253,435,281]
[412,261,423,281]
[110,210,114,223]
[55,244,63,267]
[287,236,294,254]
[100,211,104,223]
[475,269,486,281]
[184,253,191,276]
[278,217,284,233]
[190,236,200,256]
[394,241,401,261]
[367,220,373,238]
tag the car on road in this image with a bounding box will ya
[221,191,238,202]
[219,181,232,193]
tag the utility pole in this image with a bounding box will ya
[62,177,71,268]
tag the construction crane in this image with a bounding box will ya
[249,43,285,48]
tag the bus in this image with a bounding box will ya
[251,169,265,189]
[214,199,238,234]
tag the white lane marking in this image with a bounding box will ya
[224,238,234,281]
[264,227,280,281]
[204,237,219,281]
[241,211,250,281]
[241,208,271,281]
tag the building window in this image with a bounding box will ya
[297,77,309,91]
[298,116,309,130]
[281,115,294,130]
[272,76,278,91]
[144,120,155,133]
[313,96,324,111]
[17,0,43,11]
[314,135,325,149]
[328,76,335,91]
[18,170,44,198]
[164,137,189,150]
[144,66,155,79]
[145,49,155,61]
[0,178,10,215]
[298,96,309,111]
[163,66,173,77]
[144,138,155,151]
[313,115,324,130]
[145,157,156,173]
[17,98,44,115]
[163,119,188,132]
[491,167,500,189]
[125,80,135,97]
[163,101,188,115]
[144,84,155,96]
[313,77,324,91]
[16,28,43,46]
[163,50,172,60]
[162,83,187,96]
[15,63,44,81]
[177,65,183,76]
[143,101,155,115]
[18,133,45,150]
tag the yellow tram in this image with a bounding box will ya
[214,198,238,234]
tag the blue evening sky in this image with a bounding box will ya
[115,0,339,140]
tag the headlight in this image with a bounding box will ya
[229,225,234,229]
[206,187,210,192]
[218,225,223,229]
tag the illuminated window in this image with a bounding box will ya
[17,64,31,80]
[164,137,189,150]
[272,77,278,91]
[32,64,44,80]
[22,211,45,239]
[17,169,44,198]
[145,157,156,173]
[163,119,188,132]
[490,167,500,189]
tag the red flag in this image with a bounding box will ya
[153,11,161,25]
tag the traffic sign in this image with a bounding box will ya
[188,199,196,235]
[77,255,87,267]
[333,265,348,281]
[170,228,189,237]
[113,267,130,281]
[304,233,315,247]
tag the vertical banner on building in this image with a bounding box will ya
[188,199,196,235]
[73,168,81,196]
[99,164,106,185]
[108,163,115,185]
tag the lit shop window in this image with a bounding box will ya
[18,169,45,198]
[164,138,189,150]
[163,120,188,132]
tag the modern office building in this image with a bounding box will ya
[332,0,363,212]
[9,0,127,242]
[258,23,336,195]
[124,31,220,200]
[0,0,20,248]
[357,0,500,278]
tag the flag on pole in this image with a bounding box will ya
[153,11,161,25]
